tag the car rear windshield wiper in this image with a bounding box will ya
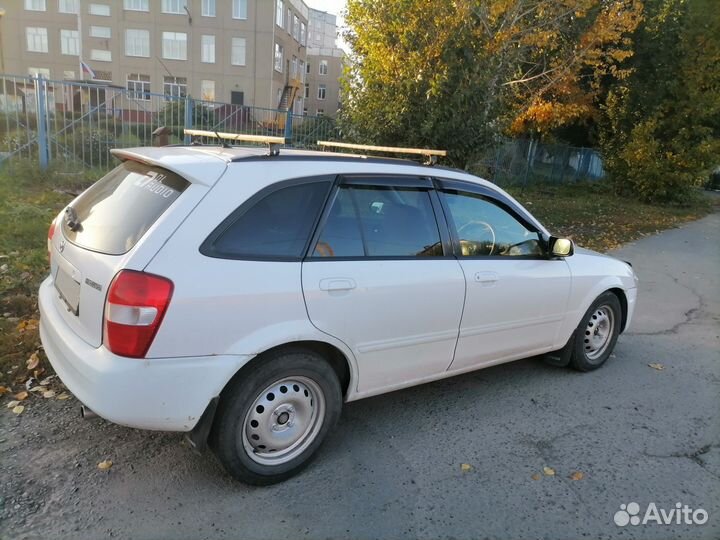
[64,205,82,232]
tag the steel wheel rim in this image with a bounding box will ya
[583,305,615,361]
[241,376,325,466]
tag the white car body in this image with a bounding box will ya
[39,146,638,433]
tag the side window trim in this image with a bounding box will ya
[434,182,548,260]
[305,175,453,260]
[200,174,336,261]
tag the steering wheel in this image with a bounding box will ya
[458,220,496,255]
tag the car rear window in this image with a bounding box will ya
[62,160,190,255]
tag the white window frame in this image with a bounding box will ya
[300,23,306,46]
[202,0,216,17]
[127,73,151,101]
[89,3,111,16]
[304,83,309,99]
[60,29,80,56]
[293,15,300,42]
[286,8,291,33]
[232,0,247,19]
[24,0,46,11]
[201,35,215,63]
[90,26,111,38]
[161,0,187,14]
[125,29,150,58]
[231,37,246,66]
[316,109,324,117]
[28,67,50,78]
[274,43,283,73]
[123,0,148,11]
[317,84,326,100]
[163,76,187,99]
[276,0,283,27]
[90,49,112,62]
[162,32,187,60]
[26,27,48,53]
[200,80,215,102]
[59,0,79,14]
[319,60,328,76]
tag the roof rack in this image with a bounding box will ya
[317,140,447,165]
[184,129,286,156]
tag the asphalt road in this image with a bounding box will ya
[1,213,719,540]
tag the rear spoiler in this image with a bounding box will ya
[110,148,228,187]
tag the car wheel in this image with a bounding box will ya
[569,292,622,372]
[211,348,342,485]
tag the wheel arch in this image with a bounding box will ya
[608,287,629,333]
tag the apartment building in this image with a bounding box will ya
[0,0,311,111]
[304,7,343,117]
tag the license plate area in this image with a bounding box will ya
[54,266,80,315]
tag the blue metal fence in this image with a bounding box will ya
[0,74,337,172]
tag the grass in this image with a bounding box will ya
[0,164,715,398]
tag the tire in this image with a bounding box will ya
[211,347,342,485]
[569,292,622,372]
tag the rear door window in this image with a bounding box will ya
[62,161,190,255]
[313,185,443,257]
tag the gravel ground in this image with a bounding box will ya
[1,213,718,540]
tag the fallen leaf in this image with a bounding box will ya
[29,386,44,393]
[39,376,56,386]
[97,460,113,471]
[569,471,584,481]
[6,400,20,408]
[42,390,56,398]
[531,473,541,481]
[14,391,29,401]
[57,392,71,400]
[0,386,8,395]
[648,363,665,371]
[543,466,556,476]
[460,463,473,472]
[26,353,40,371]
[12,405,25,414]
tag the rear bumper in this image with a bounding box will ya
[39,277,252,431]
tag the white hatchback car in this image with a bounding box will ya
[40,143,637,484]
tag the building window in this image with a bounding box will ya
[316,109,324,116]
[28,67,50,78]
[231,37,246,66]
[89,3,111,16]
[90,49,112,62]
[299,60,305,82]
[291,55,298,78]
[90,26,111,38]
[63,70,75,79]
[293,15,300,41]
[232,0,247,19]
[200,80,215,102]
[286,8,292,33]
[60,29,79,56]
[300,23,306,46]
[317,84,326,100]
[59,0,79,14]
[125,29,150,58]
[202,0,215,17]
[123,0,148,11]
[276,1,283,27]
[163,76,187,99]
[161,0,186,14]
[162,32,187,60]
[127,73,151,100]
[26,27,48,53]
[306,62,311,74]
[93,70,112,81]
[274,43,283,73]
[24,0,46,11]
[201,35,215,63]
[304,83,309,99]
[319,60,328,75]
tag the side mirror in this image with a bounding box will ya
[549,236,574,257]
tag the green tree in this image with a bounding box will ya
[341,0,642,167]
[599,0,720,202]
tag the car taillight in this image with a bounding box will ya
[47,220,56,265]
[103,270,174,358]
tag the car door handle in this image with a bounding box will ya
[319,278,357,292]
[474,271,499,286]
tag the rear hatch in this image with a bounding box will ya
[49,159,215,348]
